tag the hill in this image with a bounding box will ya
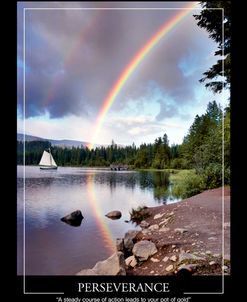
[17,133,90,148]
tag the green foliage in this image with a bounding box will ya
[194,1,231,93]
[17,140,51,165]
[170,158,189,169]
[179,101,230,190]
[201,163,223,189]
[172,170,206,198]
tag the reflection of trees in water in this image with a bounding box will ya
[91,171,174,202]
[94,172,137,193]
[145,172,170,203]
[108,173,117,192]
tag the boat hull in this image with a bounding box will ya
[39,165,57,170]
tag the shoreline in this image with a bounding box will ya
[77,186,230,276]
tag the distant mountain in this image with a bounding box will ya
[17,133,90,148]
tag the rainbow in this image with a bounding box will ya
[86,171,116,253]
[88,3,197,149]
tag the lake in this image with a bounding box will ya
[17,166,181,275]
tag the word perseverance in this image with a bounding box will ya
[78,283,170,293]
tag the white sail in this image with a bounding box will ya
[50,153,57,167]
[39,150,57,167]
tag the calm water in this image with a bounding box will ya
[17,166,181,275]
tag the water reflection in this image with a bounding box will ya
[17,166,181,275]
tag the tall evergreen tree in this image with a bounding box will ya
[194,1,231,93]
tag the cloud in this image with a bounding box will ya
[17,2,218,120]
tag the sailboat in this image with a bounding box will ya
[39,148,57,170]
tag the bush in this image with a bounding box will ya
[172,172,205,198]
[201,163,222,189]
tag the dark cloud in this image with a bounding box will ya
[17,2,217,119]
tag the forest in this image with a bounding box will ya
[17,100,230,192]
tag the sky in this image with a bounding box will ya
[17,1,228,147]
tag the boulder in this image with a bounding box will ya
[76,252,126,275]
[61,210,83,226]
[105,210,122,220]
[124,230,139,252]
[132,240,157,261]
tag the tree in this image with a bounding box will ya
[194,1,231,93]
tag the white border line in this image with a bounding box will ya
[222,7,225,295]
[23,7,26,295]
[22,5,226,295]
[184,7,225,296]
[23,7,64,295]
[23,7,222,10]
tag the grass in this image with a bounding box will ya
[135,168,191,173]
[170,169,206,199]
[169,169,195,183]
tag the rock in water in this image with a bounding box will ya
[132,240,157,261]
[61,210,83,227]
[105,210,122,220]
[76,252,126,275]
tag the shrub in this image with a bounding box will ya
[201,163,222,189]
[172,172,205,198]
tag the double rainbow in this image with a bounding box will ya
[88,3,197,149]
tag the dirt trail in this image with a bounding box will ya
[126,186,230,276]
